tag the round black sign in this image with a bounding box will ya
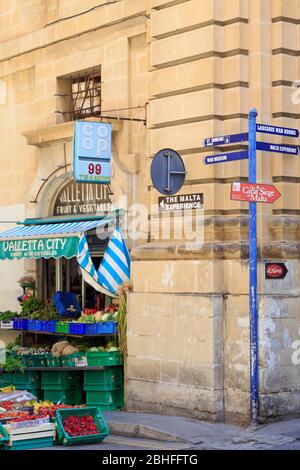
[150,148,186,195]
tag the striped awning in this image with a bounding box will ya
[0,218,111,260]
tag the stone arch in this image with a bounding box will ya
[37,171,73,218]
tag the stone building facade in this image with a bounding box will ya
[0,0,300,424]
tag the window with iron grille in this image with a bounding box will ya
[56,69,102,123]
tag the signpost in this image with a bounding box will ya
[203,110,298,425]
[159,193,204,212]
[230,182,281,204]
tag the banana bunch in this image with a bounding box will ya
[0,385,15,392]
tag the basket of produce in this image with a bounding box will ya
[55,406,109,446]
[55,322,70,334]
[45,353,62,368]
[69,323,85,335]
[86,347,123,367]
[12,318,28,330]
[44,321,57,333]
[97,321,117,335]
[60,353,87,368]
[30,354,47,367]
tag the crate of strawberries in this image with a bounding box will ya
[55,406,109,446]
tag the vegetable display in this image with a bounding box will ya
[62,415,98,437]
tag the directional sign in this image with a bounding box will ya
[159,193,204,212]
[204,150,248,165]
[265,263,288,280]
[257,124,299,138]
[230,182,281,204]
[203,132,248,147]
[257,141,300,156]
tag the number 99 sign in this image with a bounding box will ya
[74,121,112,184]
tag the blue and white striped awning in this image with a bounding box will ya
[0,219,109,239]
[0,218,112,260]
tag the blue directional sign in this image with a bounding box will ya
[256,124,299,138]
[203,132,248,147]
[257,141,300,156]
[204,150,248,165]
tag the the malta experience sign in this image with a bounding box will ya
[74,121,112,184]
[0,237,79,260]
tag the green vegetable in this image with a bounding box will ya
[0,311,17,321]
[2,355,24,373]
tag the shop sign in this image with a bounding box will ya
[0,236,79,260]
[54,182,112,216]
[265,263,288,280]
[159,193,204,211]
[74,121,112,184]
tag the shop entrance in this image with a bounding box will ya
[42,255,107,311]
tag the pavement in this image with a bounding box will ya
[100,411,300,450]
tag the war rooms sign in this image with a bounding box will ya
[54,182,112,216]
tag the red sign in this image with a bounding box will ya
[265,263,288,279]
[230,182,281,204]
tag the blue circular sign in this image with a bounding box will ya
[150,148,186,195]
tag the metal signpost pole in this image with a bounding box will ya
[248,108,259,426]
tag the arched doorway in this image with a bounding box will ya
[37,175,113,311]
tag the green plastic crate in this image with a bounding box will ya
[55,322,70,334]
[45,354,62,368]
[30,354,47,367]
[86,351,123,367]
[43,388,83,405]
[12,371,40,389]
[55,406,109,446]
[0,374,6,387]
[85,389,124,409]
[41,371,80,390]
[0,423,9,446]
[19,354,32,368]
[4,436,53,450]
[60,353,86,368]
[2,374,13,386]
[84,367,124,391]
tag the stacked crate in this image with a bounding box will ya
[41,371,82,405]
[83,367,124,410]
[12,371,42,400]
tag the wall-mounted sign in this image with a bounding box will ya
[265,263,288,280]
[151,148,186,195]
[0,237,78,260]
[159,193,204,211]
[54,182,112,216]
[74,121,112,184]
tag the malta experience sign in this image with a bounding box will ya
[74,121,112,184]
[0,237,79,260]
[159,193,204,211]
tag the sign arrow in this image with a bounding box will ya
[256,141,300,156]
[230,182,281,204]
[203,132,248,147]
[257,124,299,138]
[204,150,248,165]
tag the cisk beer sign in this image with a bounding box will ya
[265,263,288,280]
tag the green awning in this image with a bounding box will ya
[0,219,111,260]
